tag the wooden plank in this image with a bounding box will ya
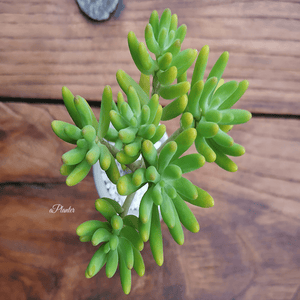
[0,102,100,183]
[1,102,299,298]
[179,118,300,299]
[1,117,299,299]
[1,0,299,114]
[0,179,190,299]
[1,103,300,203]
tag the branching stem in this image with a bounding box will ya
[152,71,160,96]
[157,127,183,154]
[100,138,146,172]
[120,192,136,218]
[100,138,119,158]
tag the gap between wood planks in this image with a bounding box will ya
[1,97,300,120]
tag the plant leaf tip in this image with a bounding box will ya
[222,51,229,60]
[62,86,69,93]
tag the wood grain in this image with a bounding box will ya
[1,1,300,298]
[0,179,188,300]
[181,119,300,300]
[1,0,299,114]
[1,166,299,300]
[0,102,299,299]
[0,102,100,183]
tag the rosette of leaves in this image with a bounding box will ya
[104,83,166,166]
[51,86,120,186]
[116,128,214,266]
[127,8,199,117]
[176,45,252,172]
[76,198,145,295]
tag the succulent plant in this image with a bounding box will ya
[51,8,252,294]
[185,45,252,171]
[76,198,144,294]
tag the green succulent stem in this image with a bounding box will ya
[152,71,161,96]
[130,158,146,172]
[120,192,136,218]
[157,127,183,153]
[100,139,119,158]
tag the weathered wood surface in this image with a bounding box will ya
[0,103,299,299]
[0,102,94,183]
[2,178,299,300]
[1,0,300,114]
[1,0,300,298]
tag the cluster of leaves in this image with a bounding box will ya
[105,76,166,165]
[76,198,144,294]
[51,86,120,186]
[185,46,251,171]
[118,135,214,266]
[51,8,252,294]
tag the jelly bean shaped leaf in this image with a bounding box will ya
[62,86,82,128]
[98,85,113,139]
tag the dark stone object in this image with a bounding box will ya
[76,0,120,21]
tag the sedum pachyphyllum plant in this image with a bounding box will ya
[51,8,252,294]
